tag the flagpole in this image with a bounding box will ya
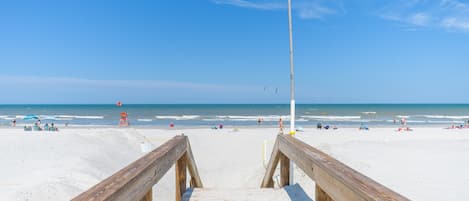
[288,1,295,135]
[287,0,295,184]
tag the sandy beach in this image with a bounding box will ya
[1,126,469,201]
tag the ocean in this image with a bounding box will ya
[1,104,469,127]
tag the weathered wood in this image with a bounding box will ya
[176,154,187,201]
[260,137,280,188]
[182,188,293,201]
[262,135,410,201]
[279,152,290,187]
[185,138,203,188]
[72,135,195,201]
[139,190,153,201]
[316,185,334,201]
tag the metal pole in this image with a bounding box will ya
[288,0,295,135]
[287,0,295,185]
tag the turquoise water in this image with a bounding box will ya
[1,104,469,127]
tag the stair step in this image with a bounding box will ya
[182,186,312,201]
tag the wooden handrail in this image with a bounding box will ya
[72,135,203,201]
[261,134,410,201]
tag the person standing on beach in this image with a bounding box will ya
[12,119,16,127]
[279,118,284,134]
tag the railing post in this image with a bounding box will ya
[140,190,153,201]
[280,152,290,187]
[316,184,333,201]
[176,153,187,201]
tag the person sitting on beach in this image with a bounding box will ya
[219,124,223,129]
[44,123,50,131]
[33,123,42,131]
[324,125,330,130]
[317,122,322,129]
[359,123,369,130]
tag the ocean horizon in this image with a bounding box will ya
[1,104,469,127]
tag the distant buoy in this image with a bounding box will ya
[116,101,122,107]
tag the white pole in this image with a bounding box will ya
[288,0,295,135]
[287,0,295,185]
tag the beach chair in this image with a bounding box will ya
[24,126,32,131]
[33,125,42,131]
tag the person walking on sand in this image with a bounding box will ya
[279,118,284,134]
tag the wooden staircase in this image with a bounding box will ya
[72,134,410,201]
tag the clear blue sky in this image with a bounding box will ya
[1,0,468,104]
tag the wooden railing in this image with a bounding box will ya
[72,135,203,201]
[261,134,410,201]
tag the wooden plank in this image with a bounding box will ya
[185,138,203,188]
[176,154,187,201]
[72,136,188,201]
[316,185,333,201]
[140,190,152,201]
[276,135,410,201]
[182,188,292,201]
[260,137,280,188]
[279,152,290,187]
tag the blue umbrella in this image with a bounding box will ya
[23,114,39,121]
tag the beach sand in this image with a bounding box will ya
[1,127,469,201]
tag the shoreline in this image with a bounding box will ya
[0,123,463,129]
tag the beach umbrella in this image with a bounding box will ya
[23,114,39,121]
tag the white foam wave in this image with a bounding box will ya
[361,111,377,115]
[55,118,73,121]
[137,119,153,122]
[428,120,465,124]
[0,116,16,120]
[202,118,225,121]
[406,120,426,123]
[301,115,361,120]
[39,115,56,120]
[395,115,409,119]
[155,115,200,120]
[419,115,469,119]
[217,115,290,121]
[56,115,103,119]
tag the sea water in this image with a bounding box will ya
[0,104,469,127]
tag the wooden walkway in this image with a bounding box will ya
[73,134,410,201]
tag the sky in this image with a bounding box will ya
[0,0,469,104]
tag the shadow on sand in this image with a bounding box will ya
[284,183,314,201]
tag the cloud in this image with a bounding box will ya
[212,0,343,19]
[211,0,284,10]
[409,13,431,26]
[379,0,469,32]
[441,17,469,31]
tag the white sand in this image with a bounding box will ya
[1,127,469,201]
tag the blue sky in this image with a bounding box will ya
[0,0,469,104]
